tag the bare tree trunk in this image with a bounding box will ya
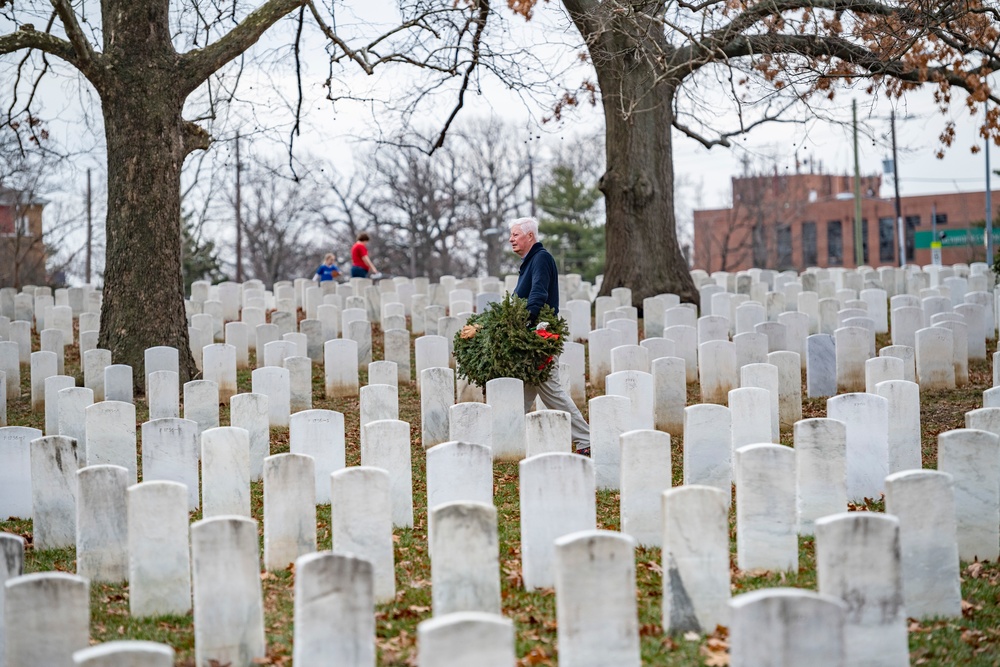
[598,85,698,306]
[564,0,698,307]
[99,88,198,387]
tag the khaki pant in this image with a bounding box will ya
[523,358,590,450]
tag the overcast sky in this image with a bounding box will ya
[4,2,996,280]
[236,3,997,215]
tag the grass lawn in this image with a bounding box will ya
[2,325,1000,666]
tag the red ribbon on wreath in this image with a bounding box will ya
[535,329,559,370]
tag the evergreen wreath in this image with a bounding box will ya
[453,293,569,388]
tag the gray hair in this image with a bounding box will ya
[509,216,539,238]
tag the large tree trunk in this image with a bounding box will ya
[598,85,699,307]
[96,0,201,389]
[0,0,307,389]
[99,90,198,388]
[563,1,699,308]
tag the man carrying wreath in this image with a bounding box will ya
[509,217,592,456]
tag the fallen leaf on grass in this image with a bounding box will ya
[962,599,983,619]
[962,629,986,649]
[639,623,662,636]
[643,561,663,575]
[966,562,984,579]
[703,653,729,666]
[700,643,730,666]
[503,561,524,588]
[386,605,430,621]
[517,646,554,666]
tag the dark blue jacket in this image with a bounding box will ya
[514,242,559,321]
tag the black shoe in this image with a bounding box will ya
[575,447,591,457]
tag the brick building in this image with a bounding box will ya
[692,171,1000,273]
[0,187,48,288]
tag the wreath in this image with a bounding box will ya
[453,293,569,388]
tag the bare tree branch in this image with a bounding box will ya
[307,0,468,75]
[672,104,798,148]
[48,0,101,81]
[289,4,305,179]
[431,0,490,151]
[0,27,78,66]
[180,0,308,95]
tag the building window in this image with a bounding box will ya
[905,218,916,262]
[776,223,792,268]
[879,216,895,262]
[933,212,948,227]
[802,221,817,267]
[861,218,869,264]
[828,220,843,266]
[752,222,768,268]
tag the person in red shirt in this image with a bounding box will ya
[350,232,379,278]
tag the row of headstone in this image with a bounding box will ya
[2,267,994,666]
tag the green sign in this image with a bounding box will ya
[914,229,984,249]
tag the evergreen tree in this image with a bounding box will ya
[537,165,605,282]
[180,215,226,293]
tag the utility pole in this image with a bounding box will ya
[987,98,994,265]
[853,100,864,267]
[85,169,92,284]
[235,133,244,282]
[891,110,905,267]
